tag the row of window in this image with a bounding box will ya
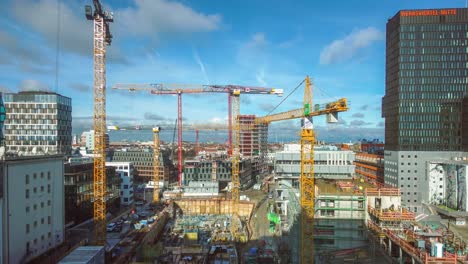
[400,122,440,130]
[400,61,468,70]
[26,216,52,233]
[400,24,468,32]
[26,185,51,198]
[399,69,468,78]
[26,200,51,212]
[400,39,467,47]
[400,31,467,40]
[400,84,466,92]
[400,46,467,55]
[400,53,468,62]
[399,90,464,99]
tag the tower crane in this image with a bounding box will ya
[112,84,283,187]
[84,0,113,245]
[253,76,348,263]
[152,127,161,203]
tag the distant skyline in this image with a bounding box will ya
[1,0,465,141]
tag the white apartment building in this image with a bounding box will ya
[274,144,355,188]
[81,130,109,151]
[106,162,134,206]
[0,155,65,264]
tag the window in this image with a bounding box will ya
[48,200,51,206]
[26,224,30,233]
[26,206,30,213]
[41,202,44,208]
[124,197,128,202]
[48,232,51,238]
[33,204,37,210]
[40,172,44,179]
[124,185,129,189]
[26,174,29,184]
[47,184,51,193]
[47,172,50,180]
[41,218,44,224]
[33,173,37,180]
[48,216,51,224]
[26,189,29,199]
[33,187,37,194]
[414,207,418,212]
[41,235,44,240]
[41,186,44,192]
[34,221,37,227]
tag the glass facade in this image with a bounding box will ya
[3,91,72,155]
[383,8,468,151]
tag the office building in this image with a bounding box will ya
[274,144,355,188]
[64,159,121,226]
[4,91,72,155]
[183,158,255,190]
[239,115,268,174]
[81,130,109,151]
[382,8,468,212]
[0,155,64,264]
[106,162,134,206]
[111,149,161,179]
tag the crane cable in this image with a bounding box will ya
[265,78,306,116]
[55,0,61,93]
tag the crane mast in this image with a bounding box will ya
[153,127,161,203]
[85,0,113,246]
[300,76,315,263]
[230,91,241,239]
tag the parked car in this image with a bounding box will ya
[135,201,144,206]
[113,225,122,232]
[107,223,116,232]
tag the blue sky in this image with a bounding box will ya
[0,0,465,141]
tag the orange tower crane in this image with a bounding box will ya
[112,84,283,187]
[84,0,113,245]
[152,127,161,203]
[253,76,348,263]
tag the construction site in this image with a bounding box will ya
[57,1,468,264]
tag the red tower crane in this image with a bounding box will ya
[113,83,283,186]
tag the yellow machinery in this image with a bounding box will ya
[253,76,348,263]
[230,90,241,239]
[84,0,113,245]
[152,127,161,203]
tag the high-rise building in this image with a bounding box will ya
[81,130,109,151]
[239,115,268,174]
[4,91,72,155]
[0,155,65,263]
[382,8,468,212]
[106,162,134,206]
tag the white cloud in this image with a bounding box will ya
[18,79,51,92]
[320,27,383,65]
[256,68,267,86]
[193,49,210,84]
[116,0,221,36]
[247,32,267,48]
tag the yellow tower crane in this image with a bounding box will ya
[85,0,113,245]
[112,84,282,241]
[152,127,161,203]
[253,76,348,263]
